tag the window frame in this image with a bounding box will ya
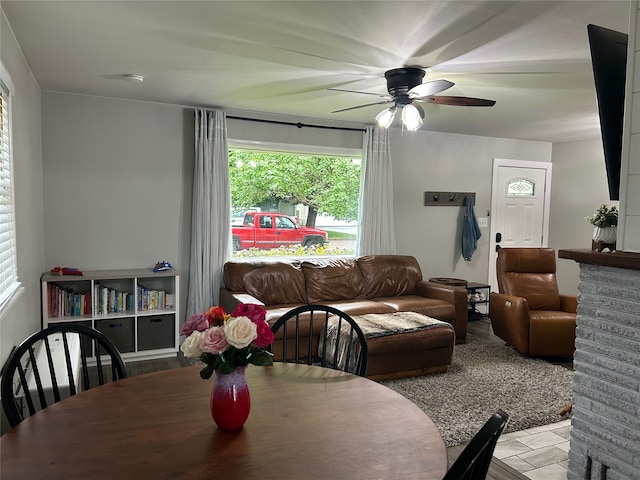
[0,61,22,318]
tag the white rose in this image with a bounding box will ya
[180,331,205,358]
[223,316,257,348]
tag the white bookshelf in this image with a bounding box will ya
[41,268,179,361]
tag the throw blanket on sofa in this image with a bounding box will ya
[321,311,447,371]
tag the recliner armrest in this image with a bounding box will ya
[560,294,578,314]
[219,289,264,314]
[489,292,531,354]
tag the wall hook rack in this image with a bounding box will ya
[424,191,476,206]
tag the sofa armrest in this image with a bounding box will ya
[560,294,578,314]
[489,292,531,354]
[416,281,468,341]
[219,289,265,314]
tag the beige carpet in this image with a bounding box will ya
[380,334,574,447]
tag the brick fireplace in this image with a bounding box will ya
[559,250,640,480]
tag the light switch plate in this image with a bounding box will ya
[478,217,489,228]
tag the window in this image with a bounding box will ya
[228,146,361,258]
[0,63,20,311]
[506,178,535,197]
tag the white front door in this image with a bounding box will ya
[488,159,552,292]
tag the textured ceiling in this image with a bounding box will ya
[1,0,632,143]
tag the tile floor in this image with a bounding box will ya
[494,419,572,480]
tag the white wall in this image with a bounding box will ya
[390,129,552,284]
[549,137,615,294]
[0,8,45,432]
[41,93,193,327]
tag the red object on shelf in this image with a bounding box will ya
[50,267,83,276]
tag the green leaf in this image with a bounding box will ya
[200,364,214,380]
[248,350,274,366]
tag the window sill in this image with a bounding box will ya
[0,284,25,324]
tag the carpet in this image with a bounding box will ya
[380,334,574,447]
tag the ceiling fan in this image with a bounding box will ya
[330,67,496,131]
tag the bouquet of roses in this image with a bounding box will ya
[180,303,274,378]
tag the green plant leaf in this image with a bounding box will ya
[248,350,274,366]
[200,364,214,379]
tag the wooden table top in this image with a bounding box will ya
[0,363,447,480]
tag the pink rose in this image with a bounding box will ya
[252,320,274,348]
[231,303,266,323]
[180,313,210,336]
[199,326,228,354]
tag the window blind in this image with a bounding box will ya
[0,79,20,309]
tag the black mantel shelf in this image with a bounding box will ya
[558,249,640,272]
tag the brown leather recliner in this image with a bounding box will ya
[489,248,577,357]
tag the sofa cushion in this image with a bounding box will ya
[243,262,306,305]
[375,295,456,323]
[223,261,259,292]
[357,255,423,298]
[323,299,395,316]
[302,257,365,304]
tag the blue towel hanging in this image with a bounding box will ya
[462,195,481,261]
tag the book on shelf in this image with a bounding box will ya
[137,284,171,311]
[47,283,90,318]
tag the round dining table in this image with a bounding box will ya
[0,363,447,479]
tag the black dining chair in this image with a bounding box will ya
[443,409,510,480]
[270,304,369,377]
[1,323,128,427]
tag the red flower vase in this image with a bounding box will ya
[210,366,251,430]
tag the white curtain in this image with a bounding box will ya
[186,109,230,317]
[356,127,396,256]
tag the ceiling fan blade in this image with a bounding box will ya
[408,79,455,98]
[331,100,394,114]
[419,96,496,107]
[327,87,390,99]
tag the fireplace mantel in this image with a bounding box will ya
[559,248,640,271]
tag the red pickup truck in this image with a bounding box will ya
[232,212,328,251]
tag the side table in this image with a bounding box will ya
[466,282,490,320]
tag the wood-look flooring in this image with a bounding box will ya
[125,318,528,480]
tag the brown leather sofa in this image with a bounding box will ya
[220,254,468,343]
[220,255,467,379]
[490,248,577,357]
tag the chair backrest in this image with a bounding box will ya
[1,323,128,427]
[270,304,369,377]
[443,409,509,480]
[496,248,561,310]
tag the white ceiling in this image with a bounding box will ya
[1,0,632,143]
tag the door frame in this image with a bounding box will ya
[488,158,553,290]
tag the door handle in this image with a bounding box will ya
[496,232,502,243]
[496,245,501,252]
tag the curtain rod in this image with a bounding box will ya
[226,115,366,133]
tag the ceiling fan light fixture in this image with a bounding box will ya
[402,104,423,131]
[375,106,396,128]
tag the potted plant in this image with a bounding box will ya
[585,204,618,248]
